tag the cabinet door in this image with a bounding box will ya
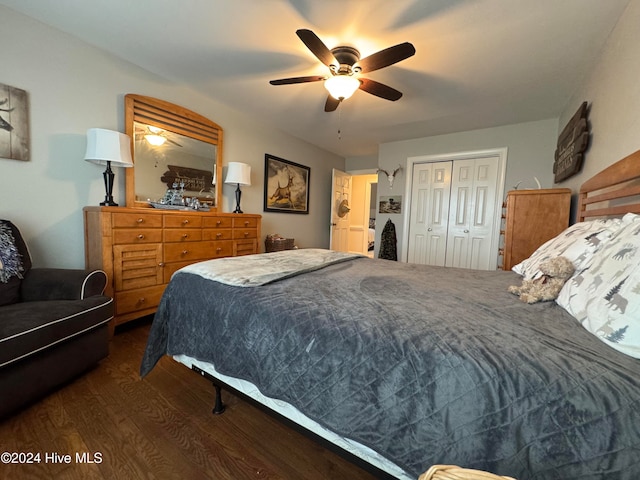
[407,161,452,266]
[113,243,163,291]
[445,156,500,270]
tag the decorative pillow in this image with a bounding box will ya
[511,218,625,279]
[557,217,640,358]
[0,220,27,306]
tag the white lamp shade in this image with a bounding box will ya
[224,162,251,186]
[84,128,133,167]
[324,75,361,100]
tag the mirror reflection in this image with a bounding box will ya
[133,121,217,206]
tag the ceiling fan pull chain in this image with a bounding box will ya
[337,107,342,140]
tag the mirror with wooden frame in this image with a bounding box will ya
[125,94,223,210]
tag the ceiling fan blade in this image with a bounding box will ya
[356,42,415,73]
[359,78,403,101]
[269,75,325,85]
[296,29,338,67]
[324,95,341,112]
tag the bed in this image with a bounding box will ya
[141,150,640,479]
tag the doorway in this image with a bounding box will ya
[331,170,377,255]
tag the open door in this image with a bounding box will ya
[329,169,352,252]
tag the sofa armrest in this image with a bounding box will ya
[20,268,108,302]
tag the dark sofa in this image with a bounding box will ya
[0,220,113,418]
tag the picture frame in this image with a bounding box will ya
[379,195,402,214]
[264,154,310,214]
[0,82,30,161]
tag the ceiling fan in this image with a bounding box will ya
[270,29,416,112]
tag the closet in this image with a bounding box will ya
[407,154,502,270]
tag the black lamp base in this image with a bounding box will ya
[233,183,243,214]
[100,161,118,207]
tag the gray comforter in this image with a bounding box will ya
[141,254,640,479]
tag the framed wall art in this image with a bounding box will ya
[264,154,310,214]
[0,82,30,161]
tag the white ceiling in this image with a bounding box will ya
[1,0,630,158]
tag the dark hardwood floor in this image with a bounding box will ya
[0,318,380,480]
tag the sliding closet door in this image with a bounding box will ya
[445,156,500,269]
[407,161,452,266]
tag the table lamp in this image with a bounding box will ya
[84,128,133,206]
[224,162,251,213]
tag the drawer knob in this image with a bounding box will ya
[216,220,221,225]
[137,297,146,304]
[138,234,145,239]
[182,219,189,225]
[182,250,188,255]
[136,218,144,223]
[243,232,249,237]
[216,233,222,238]
[182,233,189,239]
[158,262,165,267]
[244,221,249,226]
[216,247,222,252]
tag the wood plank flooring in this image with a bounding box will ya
[0,318,380,480]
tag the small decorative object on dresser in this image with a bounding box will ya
[83,207,261,329]
[500,188,571,270]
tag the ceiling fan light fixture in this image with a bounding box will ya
[144,134,167,146]
[324,75,361,100]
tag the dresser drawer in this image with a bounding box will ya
[202,217,232,229]
[163,229,203,242]
[164,215,202,228]
[163,260,194,283]
[113,229,163,244]
[164,240,232,262]
[233,228,257,240]
[112,212,163,228]
[202,228,232,241]
[115,285,165,316]
[235,239,257,256]
[233,217,258,229]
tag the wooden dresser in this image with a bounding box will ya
[84,207,261,329]
[500,188,571,270]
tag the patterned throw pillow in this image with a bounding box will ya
[557,216,640,358]
[0,221,24,283]
[511,218,624,279]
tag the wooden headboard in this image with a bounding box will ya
[578,148,640,221]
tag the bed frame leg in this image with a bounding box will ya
[212,383,226,415]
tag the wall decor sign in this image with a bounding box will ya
[379,195,402,214]
[0,82,29,161]
[553,101,590,182]
[264,154,310,214]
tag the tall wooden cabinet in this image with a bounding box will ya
[500,188,571,270]
[84,207,261,329]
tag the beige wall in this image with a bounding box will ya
[555,0,640,217]
[0,6,344,268]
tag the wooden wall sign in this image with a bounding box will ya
[553,101,590,182]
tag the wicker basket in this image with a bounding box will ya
[419,465,517,480]
[265,236,295,252]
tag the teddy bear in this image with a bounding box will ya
[508,256,575,304]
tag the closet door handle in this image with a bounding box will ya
[464,229,469,233]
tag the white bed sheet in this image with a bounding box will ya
[173,354,411,480]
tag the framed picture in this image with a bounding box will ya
[264,154,310,214]
[379,195,402,214]
[0,82,30,161]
